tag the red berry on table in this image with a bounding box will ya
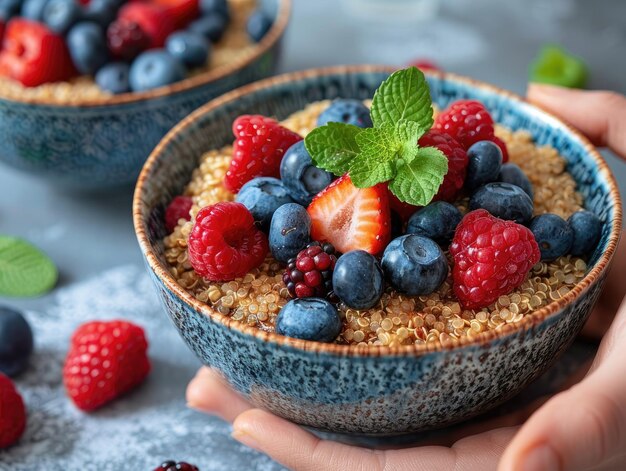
[418,129,468,202]
[409,59,440,72]
[63,320,150,411]
[450,209,540,310]
[155,460,200,471]
[118,3,175,48]
[224,115,302,193]
[165,195,193,233]
[0,19,76,87]
[107,18,151,61]
[0,373,26,449]
[187,202,269,281]
[152,0,200,29]
[283,241,337,299]
[307,174,391,255]
[491,135,509,163]
[434,99,495,150]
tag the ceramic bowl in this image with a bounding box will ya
[133,65,622,436]
[0,0,290,189]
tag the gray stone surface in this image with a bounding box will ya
[0,0,624,469]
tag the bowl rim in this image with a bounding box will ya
[0,0,291,109]
[133,64,623,357]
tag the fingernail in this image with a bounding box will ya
[520,445,560,471]
[232,428,261,452]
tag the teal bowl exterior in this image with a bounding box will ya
[0,0,288,189]
[134,66,622,436]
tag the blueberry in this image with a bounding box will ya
[21,0,49,21]
[0,0,23,21]
[317,99,372,128]
[0,306,33,377]
[188,13,228,43]
[279,141,333,206]
[95,62,130,94]
[406,201,462,245]
[567,210,603,257]
[166,31,211,68]
[236,177,294,231]
[465,140,503,190]
[530,213,574,261]
[129,50,186,92]
[269,203,311,263]
[332,250,384,310]
[67,22,109,75]
[381,235,448,296]
[470,182,534,225]
[499,163,533,198]
[43,0,82,34]
[246,9,272,42]
[84,0,122,27]
[199,0,229,19]
[275,298,341,342]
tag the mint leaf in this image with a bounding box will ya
[371,67,434,130]
[395,119,425,165]
[304,122,361,175]
[0,236,58,297]
[349,125,399,188]
[388,146,448,206]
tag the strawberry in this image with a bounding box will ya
[0,19,76,87]
[0,373,26,449]
[118,3,175,48]
[63,320,150,411]
[151,0,199,29]
[224,115,302,193]
[307,174,391,255]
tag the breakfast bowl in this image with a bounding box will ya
[0,0,290,189]
[133,65,621,436]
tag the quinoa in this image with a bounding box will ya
[163,100,588,347]
[0,0,257,104]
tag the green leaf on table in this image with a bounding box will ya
[304,122,362,175]
[388,146,448,206]
[370,67,434,130]
[0,236,58,297]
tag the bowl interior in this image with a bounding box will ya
[135,66,621,352]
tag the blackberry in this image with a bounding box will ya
[154,461,199,471]
[282,241,337,300]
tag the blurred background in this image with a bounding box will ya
[1,0,624,469]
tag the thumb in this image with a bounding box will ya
[527,84,626,159]
[498,302,626,471]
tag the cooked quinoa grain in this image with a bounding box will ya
[163,100,588,347]
[0,0,257,104]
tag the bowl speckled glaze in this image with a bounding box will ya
[0,0,289,189]
[133,66,622,436]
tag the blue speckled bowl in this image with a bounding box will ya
[133,66,622,436]
[0,0,289,189]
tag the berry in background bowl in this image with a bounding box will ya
[0,0,290,189]
[133,66,621,436]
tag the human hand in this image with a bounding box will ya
[186,85,626,470]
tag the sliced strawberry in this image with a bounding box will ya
[307,175,391,255]
[0,19,77,87]
[151,0,199,29]
[118,3,175,48]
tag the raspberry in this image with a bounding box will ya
[154,460,199,471]
[165,195,193,233]
[224,115,302,193]
[282,242,337,299]
[63,320,150,411]
[0,373,26,448]
[107,19,151,61]
[418,130,468,202]
[434,100,495,149]
[491,135,509,163]
[188,202,269,281]
[450,209,540,310]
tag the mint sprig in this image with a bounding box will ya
[304,67,448,207]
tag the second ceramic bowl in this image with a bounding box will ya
[134,66,621,436]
